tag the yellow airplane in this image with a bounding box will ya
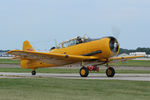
[7,36,144,77]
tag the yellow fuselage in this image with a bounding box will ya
[21,37,119,69]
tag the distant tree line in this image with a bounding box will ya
[119,47,150,54]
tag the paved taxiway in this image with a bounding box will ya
[0,72,150,81]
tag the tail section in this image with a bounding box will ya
[23,40,35,51]
[21,40,35,69]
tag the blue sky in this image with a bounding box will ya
[0,0,150,50]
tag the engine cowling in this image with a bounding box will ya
[109,37,120,56]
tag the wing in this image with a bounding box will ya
[7,50,98,66]
[108,55,145,63]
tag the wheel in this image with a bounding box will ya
[32,71,36,75]
[80,67,89,77]
[106,67,115,77]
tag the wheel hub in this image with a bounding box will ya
[107,69,112,75]
[81,69,86,75]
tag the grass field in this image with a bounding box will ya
[0,78,150,100]
[0,59,150,67]
[111,60,150,67]
[0,59,20,64]
[0,67,150,74]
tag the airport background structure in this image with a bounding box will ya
[0,50,11,57]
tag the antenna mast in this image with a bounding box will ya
[54,39,58,48]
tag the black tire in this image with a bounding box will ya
[80,67,89,77]
[32,71,36,75]
[106,67,115,77]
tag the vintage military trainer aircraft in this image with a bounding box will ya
[7,36,144,77]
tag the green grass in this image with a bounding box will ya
[111,60,150,67]
[0,68,150,74]
[0,78,150,100]
[0,59,20,64]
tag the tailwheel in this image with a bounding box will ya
[106,67,115,77]
[32,70,36,75]
[80,67,89,77]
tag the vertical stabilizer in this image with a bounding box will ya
[23,40,35,51]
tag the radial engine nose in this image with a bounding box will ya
[109,37,119,54]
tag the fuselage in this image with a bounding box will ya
[21,36,119,69]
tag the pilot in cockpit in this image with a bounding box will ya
[76,36,83,44]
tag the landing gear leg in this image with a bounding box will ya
[32,69,36,75]
[106,64,115,77]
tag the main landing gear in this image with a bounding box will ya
[32,70,36,75]
[106,67,115,77]
[80,67,89,77]
[79,64,115,77]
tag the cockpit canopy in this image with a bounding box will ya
[58,36,87,48]
[50,35,119,52]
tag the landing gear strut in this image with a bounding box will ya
[32,70,36,75]
[80,66,89,77]
[106,67,115,77]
